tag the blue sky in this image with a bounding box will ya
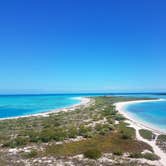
[0,0,166,93]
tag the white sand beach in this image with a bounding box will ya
[114,99,166,166]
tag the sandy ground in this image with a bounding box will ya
[114,99,166,166]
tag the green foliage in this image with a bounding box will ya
[129,152,159,160]
[157,134,166,141]
[129,152,142,158]
[102,107,117,116]
[39,129,55,142]
[139,129,153,140]
[106,116,115,124]
[53,129,67,141]
[68,127,78,138]
[118,122,135,139]
[143,153,160,161]
[4,137,28,148]
[84,149,102,159]
[95,124,112,135]
[114,114,125,121]
[28,131,40,142]
[113,149,123,156]
[79,125,92,138]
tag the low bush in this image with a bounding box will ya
[114,114,125,121]
[139,129,153,140]
[102,108,117,116]
[143,153,160,161]
[68,127,78,138]
[118,122,135,139]
[157,134,166,141]
[113,149,123,156]
[84,149,102,159]
[79,125,92,138]
[129,152,142,158]
[3,137,28,148]
[129,152,159,161]
[95,124,111,135]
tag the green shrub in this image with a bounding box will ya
[3,137,28,148]
[84,149,102,159]
[129,152,159,160]
[102,108,117,116]
[157,134,166,141]
[95,123,113,135]
[143,153,160,161]
[106,116,115,124]
[121,132,131,139]
[53,129,67,141]
[28,131,40,142]
[139,129,154,140]
[114,114,125,121]
[39,129,55,142]
[68,127,78,138]
[129,152,142,158]
[113,149,123,156]
[38,128,67,142]
[79,126,92,138]
[118,123,135,139]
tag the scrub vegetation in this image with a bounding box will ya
[0,96,159,166]
[139,129,154,140]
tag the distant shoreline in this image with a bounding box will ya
[0,97,91,121]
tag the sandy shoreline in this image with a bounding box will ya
[114,99,166,166]
[0,97,91,121]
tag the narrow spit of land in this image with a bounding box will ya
[0,96,165,166]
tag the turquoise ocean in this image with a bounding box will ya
[0,94,101,119]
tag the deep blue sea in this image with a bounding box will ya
[0,93,166,132]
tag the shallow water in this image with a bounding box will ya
[0,94,81,118]
[0,93,106,118]
[125,96,166,132]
